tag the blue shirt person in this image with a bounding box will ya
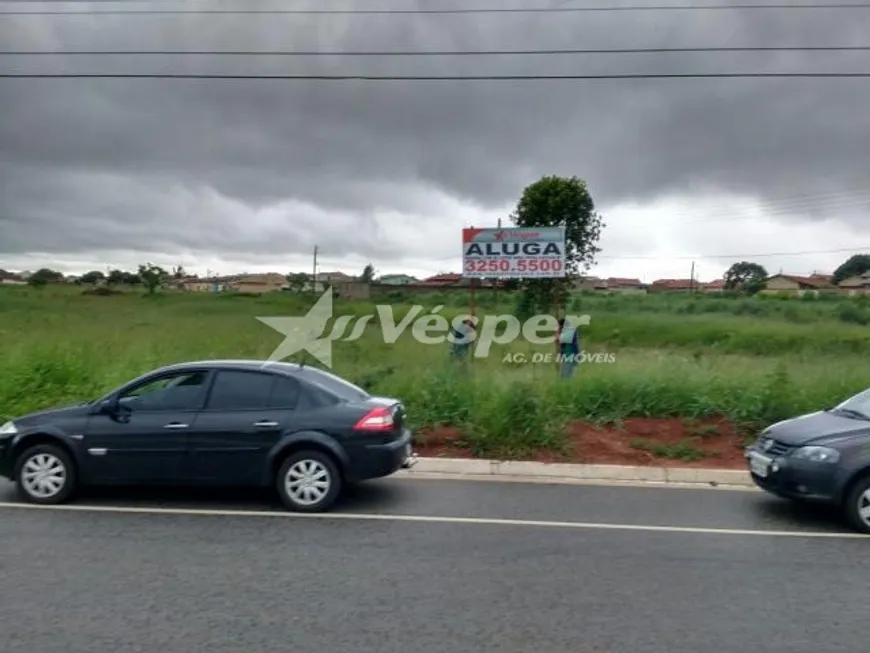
[555,317,581,378]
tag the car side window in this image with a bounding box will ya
[268,376,300,409]
[297,382,338,409]
[119,371,208,412]
[206,371,273,411]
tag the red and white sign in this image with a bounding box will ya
[462,227,566,279]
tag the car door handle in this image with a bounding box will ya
[253,421,278,427]
[164,422,189,429]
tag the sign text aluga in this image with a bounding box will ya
[461,226,567,279]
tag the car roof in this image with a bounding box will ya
[153,359,308,377]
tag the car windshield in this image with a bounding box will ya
[832,389,870,419]
[303,367,369,401]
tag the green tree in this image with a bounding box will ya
[833,254,870,285]
[106,269,126,285]
[285,272,309,293]
[27,268,64,287]
[360,263,376,283]
[106,269,142,285]
[79,270,105,285]
[137,263,167,294]
[510,175,604,313]
[724,261,768,294]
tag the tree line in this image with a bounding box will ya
[24,264,182,295]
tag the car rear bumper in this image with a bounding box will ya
[0,438,13,479]
[345,428,414,482]
[745,447,840,503]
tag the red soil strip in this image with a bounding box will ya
[415,418,749,469]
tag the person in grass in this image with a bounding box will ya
[450,317,476,361]
[555,317,580,378]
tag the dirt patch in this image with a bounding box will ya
[415,418,748,468]
[415,427,474,459]
[565,417,746,468]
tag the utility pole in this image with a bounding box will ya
[493,217,502,299]
[312,245,318,294]
[690,261,695,293]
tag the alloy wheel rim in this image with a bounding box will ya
[858,489,870,528]
[285,459,331,505]
[21,453,67,498]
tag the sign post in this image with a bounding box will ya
[461,225,567,365]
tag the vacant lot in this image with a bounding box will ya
[2,285,867,462]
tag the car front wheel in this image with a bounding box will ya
[844,475,870,534]
[276,450,342,512]
[15,444,77,505]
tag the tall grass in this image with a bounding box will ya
[1,285,867,456]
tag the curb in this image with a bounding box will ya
[401,457,753,487]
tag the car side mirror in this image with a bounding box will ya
[98,397,121,415]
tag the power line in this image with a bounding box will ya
[2,72,870,80]
[646,188,870,226]
[596,246,870,260]
[423,245,870,263]
[4,2,870,15]
[5,46,870,56]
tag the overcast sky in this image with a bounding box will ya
[2,0,870,282]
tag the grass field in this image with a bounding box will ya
[2,284,868,457]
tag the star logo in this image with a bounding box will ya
[494,230,506,241]
[257,287,336,367]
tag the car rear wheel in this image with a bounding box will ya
[844,475,870,534]
[14,444,77,505]
[276,450,342,512]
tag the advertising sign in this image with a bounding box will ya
[462,226,566,278]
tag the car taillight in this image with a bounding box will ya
[353,406,394,431]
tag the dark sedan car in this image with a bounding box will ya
[745,388,870,533]
[0,360,416,512]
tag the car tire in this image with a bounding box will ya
[276,450,342,513]
[844,475,870,534]
[14,444,77,505]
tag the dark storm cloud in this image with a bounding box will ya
[1,1,870,263]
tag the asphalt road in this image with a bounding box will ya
[0,477,866,653]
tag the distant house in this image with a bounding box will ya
[573,276,602,291]
[318,271,356,283]
[702,279,727,293]
[603,277,645,293]
[761,274,833,297]
[574,277,644,293]
[178,276,217,292]
[227,273,288,293]
[182,273,287,293]
[0,269,25,285]
[421,273,465,287]
[302,270,357,293]
[378,274,418,285]
[650,278,696,292]
[838,271,870,296]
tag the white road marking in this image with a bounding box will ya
[0,501,864,538]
